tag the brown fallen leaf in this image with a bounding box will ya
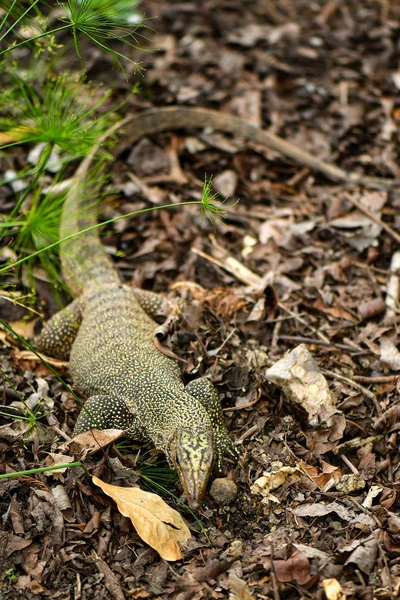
[344,533,378,574]
[273,551,311,585]
[228,572,255,600]
[92,476,191,561]
[9,319,38,339]
[60,429,125,454]
[299,460,342,490]
[380,338,400,370]
[44,453,76,475]
[0,531,32,558]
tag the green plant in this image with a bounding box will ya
[200,174,235,229]
[0,177,228,279]
[138,458,178,490]
[0,72,116,154]
[0,72,117,292]
[5,568,16,584]
[0,0,146,73]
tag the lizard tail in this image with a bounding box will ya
[59,119,129,296]
[60,105,396,296]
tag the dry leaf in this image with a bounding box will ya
[228,572,255,600]
[65,429,124,454]
[0,531,32,557]
[44,453,76,475]
[292,501,376,528]
[380,339,400,370]
[344,533,378,574]
[12,348,69,369]
[251,465,300,504]
[273,551,311,585]
[299,460,342,490]
[9,319,37,339]
[92,476,191,561]
[362,485,382,508]
[264,344,342,426]
[322,578,345,600]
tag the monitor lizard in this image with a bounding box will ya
[33,105,394,508]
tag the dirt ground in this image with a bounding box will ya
[2,0,400,598]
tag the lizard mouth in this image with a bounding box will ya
[176,462,210,510]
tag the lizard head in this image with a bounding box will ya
[171,427,214,510]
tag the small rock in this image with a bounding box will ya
[210,478,238,505]
[221,539,243,560]
[335,474,365,494]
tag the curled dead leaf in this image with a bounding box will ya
[299,460,342,490]
[92,476,191,561]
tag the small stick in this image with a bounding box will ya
[343,192,400,245]
[223,396,261,412]
[340,454,360,475]
[353,374,400,383]
[323,369,382,416]
[278,334,371,355]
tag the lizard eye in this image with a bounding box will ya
[174,428,214,509]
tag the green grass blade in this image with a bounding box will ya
[0,200,203,275]
[0,0,42,43]
[0,462,89,479]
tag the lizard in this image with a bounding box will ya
[33,105,395,509]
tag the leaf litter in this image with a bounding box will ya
[2,0,400,598]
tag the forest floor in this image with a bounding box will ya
[2,0,400,598]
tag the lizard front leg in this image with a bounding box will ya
[33,298,83,360]
[133,289,170,320]
[73,394,144,439]
[185,377,239,472]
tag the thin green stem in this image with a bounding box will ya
[83,31,138,65]
[0,411,30,421]
[0,320,101,429]
[5,144,53,225]
[0,24,72,55]
[0,0,18,34]
[0,461,89,479]
[72,26,84,70]
[0,200,202,275]
[0,221,26,227]
[0,0,41,42]
[1,320,80,404]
